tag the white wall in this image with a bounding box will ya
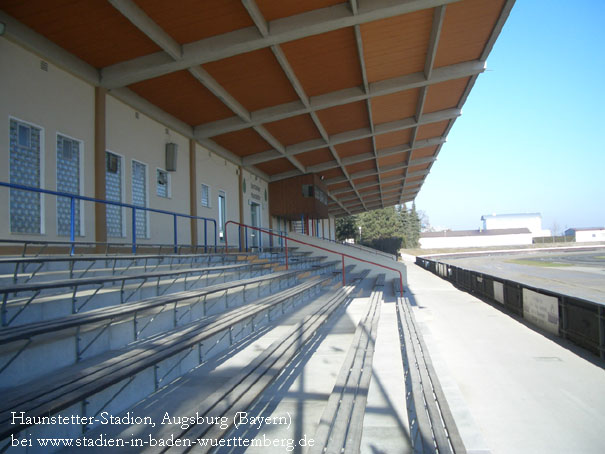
[194,145,240,247]
[483,215,546,236]
[240,169,269,247]
[106,96,191,245]
[576,230,605,243]
[0,39,282,250]
[420,233,533,249]
[0,39,95,242]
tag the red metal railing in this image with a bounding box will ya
[225,221,404,295]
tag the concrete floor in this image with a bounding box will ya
[360,284,411,454]
[406,262,605,454]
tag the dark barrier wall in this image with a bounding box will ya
[416,257,605,359]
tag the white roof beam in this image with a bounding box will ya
[401,4,445,204]
[241,0,269,37]
[304,138,443,174]
[327,165,430,186]
[243,108,459,166]
[189,67,306,173]
[195,61,481,138]
[100,0,460,88]
[0,10,100,85]
[108,0,182,60]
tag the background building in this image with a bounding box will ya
[420,228,532,249]
[564,227,605,243]
[481,213,551,237]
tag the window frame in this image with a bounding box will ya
[156,167,171,199]
[131,159,150,240]
[200,183,211,208]
[105,150,126,238]
[218,189,226,242]
[55,132,85,237]
[8,116,46,235]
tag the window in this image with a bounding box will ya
[9,119,43,234]
[156,169,170,198]
[218,191,226,242]
[315,187,328,205]
[105,151,124,237]
[201,183,211,208]
[132,160,148,239]
[57,135,82,236]
[302,184,314,198]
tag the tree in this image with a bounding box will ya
[357,207,404,255]
[396,203,422,248]
[358,206,402,240]
[335,204,424,252]
[335,215,357,241]
[407,203,421,248]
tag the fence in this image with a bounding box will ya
[0,181,217,255]
[416,257,605,359]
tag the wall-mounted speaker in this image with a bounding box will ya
[166,143,178,171]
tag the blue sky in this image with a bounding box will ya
[414,0,605,233]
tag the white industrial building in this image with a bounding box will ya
[419,228,533,249]
[481,213,551,238]
[564,228,605,243]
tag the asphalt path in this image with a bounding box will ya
[437,250,605,305]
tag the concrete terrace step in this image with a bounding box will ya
[1,262,273,327]
[0,251,306,285]
[0,254,245,285]
[0,275,339,445]
[0,243,420,454]
[0,270,303,386]
[311,275,384,454]
[57,282,362,454]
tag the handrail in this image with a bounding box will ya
[316,235,396,260]
[0,238,219,258]
[225,221,404,294]
[0,181,217,256]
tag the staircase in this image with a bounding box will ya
[0,242,463,454]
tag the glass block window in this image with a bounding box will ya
[201,183,210,207]
[105,152,123,237]
[156,169,170,198]
[132,160,148,239]
[56,135,81,236]
[9,119,42,234]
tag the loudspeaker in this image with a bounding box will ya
[165,143,178,171]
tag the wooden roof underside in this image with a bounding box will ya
[0,0,514,216]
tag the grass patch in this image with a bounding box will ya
[506,258,573,268]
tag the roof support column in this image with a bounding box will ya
[189,139,198,248]
[238,166,245,251]
[94,86,107,251]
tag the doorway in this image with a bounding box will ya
[250,202,260,248]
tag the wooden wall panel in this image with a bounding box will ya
[361,8,434,82]
[129,70,234,125]
[203,48,299,112]
[135,0,253,44]
[213,128,272,157]
[281,28,363,97]
[264,114,322,147]
[316,101,370,135]
[434,0,506,68]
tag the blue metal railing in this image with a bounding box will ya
[0,181,217,255]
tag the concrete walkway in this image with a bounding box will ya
[406,262,605,454]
